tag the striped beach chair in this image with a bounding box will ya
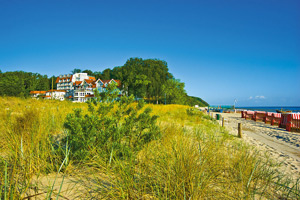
[286,113,300,132]
[264,112,273,124]
[253,111,266,122]
[245,111,255,120]
[272,113,282,126]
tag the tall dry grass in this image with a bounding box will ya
[78,105,300,199]
[0,99,299,199]
[0,97,87,199]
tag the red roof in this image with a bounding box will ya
[30,91,46,94]
[88,76,96,80]
[55,75,73,83]
[84,79,95,84]
[85,94,95,97]
[74,81,82,86]
[113,79,121,86]
[47,89,66,92]
[102,80,110,84]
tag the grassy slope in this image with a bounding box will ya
[0,98,298,199]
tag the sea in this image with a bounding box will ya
[236,106,300,113]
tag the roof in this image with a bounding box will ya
[47,89,66,92]
[73,81,83,86]
[88,76,96,80]
[113,79,121,86]
[101,79,121,88]
[85,94,95,98]
[84,79,95,84]
[30,91,46,94]
[102,80,110,84]
[55,75,73,83]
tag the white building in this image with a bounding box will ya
[44,90,66,101]
[56,73,96,92]
[31,73,122,102]
[72,79,122,103]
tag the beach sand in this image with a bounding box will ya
[213,112,300,180]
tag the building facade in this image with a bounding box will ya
[31,73,122,102]
[44,90,66,101]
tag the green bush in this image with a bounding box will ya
[63,85,161,163]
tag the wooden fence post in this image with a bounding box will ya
[238,123,242,138]
[222,117,224,127]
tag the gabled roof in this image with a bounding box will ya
[84,79,95,84]
[55,75,73,83]
[73,81,83,86]
[100,79,121,88]
[111,79,121,86]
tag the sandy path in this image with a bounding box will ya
[213,112,300,180]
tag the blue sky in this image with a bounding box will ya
[0,0,299,106]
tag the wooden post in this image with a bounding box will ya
[238,123,242,138]
[222,117,225,127]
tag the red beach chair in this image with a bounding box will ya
[272,113,281,126]
[286,113,300,132]
[264,112,273,124]
[245,111,255,120]
[241,110,246,118]
[254,111,266,122]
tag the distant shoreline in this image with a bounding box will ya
[236,106,300,113]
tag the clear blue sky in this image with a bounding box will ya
[0,0,299,106]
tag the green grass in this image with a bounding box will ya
[0,98,299,199]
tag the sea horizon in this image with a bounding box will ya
[235,106,300,113]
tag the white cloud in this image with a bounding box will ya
[248,95,266,100]
[255,95,265,99]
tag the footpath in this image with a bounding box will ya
[213,112,300,180]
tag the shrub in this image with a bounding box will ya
[63,86,160,163]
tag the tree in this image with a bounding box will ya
[71,68,81,74]
[82,69,93,76]
[48,76,57,90]
[0,71,51,97]
[134,74,151,98]
[162,79,187,104]
[101,68,112,80]
[93,71,102,80]
[118,58,173,101]
[0,71,26,96]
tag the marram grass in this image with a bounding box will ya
[0,98,299,199]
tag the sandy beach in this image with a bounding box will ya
[213,112,300,180]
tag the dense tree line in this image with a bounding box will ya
[0,58,208,106]
[0,71,50,97]
[77,58,208,106]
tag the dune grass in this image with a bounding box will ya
[0,97,299,199]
